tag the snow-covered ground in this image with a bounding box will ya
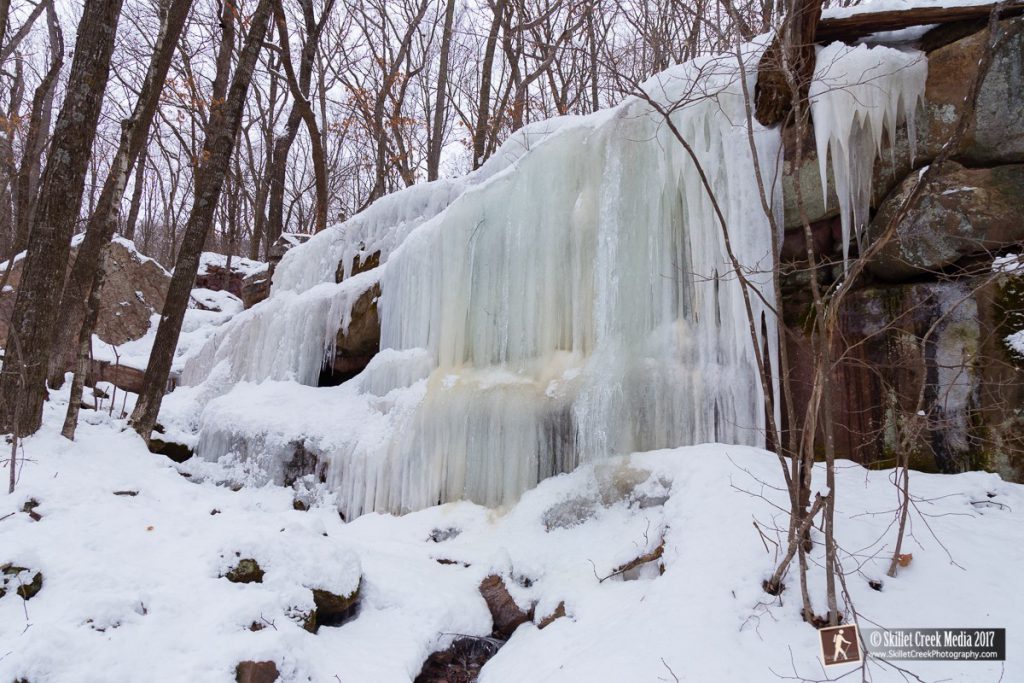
[2,387,1020,682]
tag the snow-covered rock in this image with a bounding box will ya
[1,237,169,352]
[196,253,271,309]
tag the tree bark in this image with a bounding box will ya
[264,110,302,246]
[586,0,599,113]
[272,0,332,233]
[0,0,9,57]
[754,0,822,126]
[46,0,195,390]
[130,0,274,441]
[0,55,22,256]
[472,0,507,169]
[123,151,148,241]
[11,1,62,257]
[265,0,332,240]
[61,249,105,440]
[0,0,124,436]
[427,0,456,181]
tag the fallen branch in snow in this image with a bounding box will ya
[753,518,779,557]
[971,499,1011,511]
[660,658,680,683]
[599,540,665,583]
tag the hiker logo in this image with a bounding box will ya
[819,624,862,666]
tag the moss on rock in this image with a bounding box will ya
[224,559,264,584]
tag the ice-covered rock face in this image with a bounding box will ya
[172,41,927,519]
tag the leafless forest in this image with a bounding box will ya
[0,0,793,266]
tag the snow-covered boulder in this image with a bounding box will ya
[196,253,271,309]
[0,237,169,352]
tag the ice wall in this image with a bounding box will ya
[174,41,926,519]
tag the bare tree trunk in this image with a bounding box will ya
[62,251,105,440]
[47,0,195,391]
[211,0,236,107]
[12,1,62,256]
[0,0,124,436]
[586,0,599,112]
[7,404,17,492]
[247,62,278,260]
[272,0,332,232]
[249,92,274,259]
[130,0,274,441]
[754,0,822,126]
[0,55,22,256]
[265,112,302,244]
[265,0,333,239]
[472,0,507,169]
[3,320,25,492]
[123,151,148,241]
[427,0,456,181]
[0,0,9,55]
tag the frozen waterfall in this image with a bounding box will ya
[169,41,927,519]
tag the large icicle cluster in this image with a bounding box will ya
[170,40,926,520]
[809,42,927,263]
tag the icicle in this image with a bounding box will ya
[809,42,927,265]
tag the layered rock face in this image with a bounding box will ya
[322,251,380,384]
[308,18,1024,483]
[781,17,1024,481]
[311,18,1022,482]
